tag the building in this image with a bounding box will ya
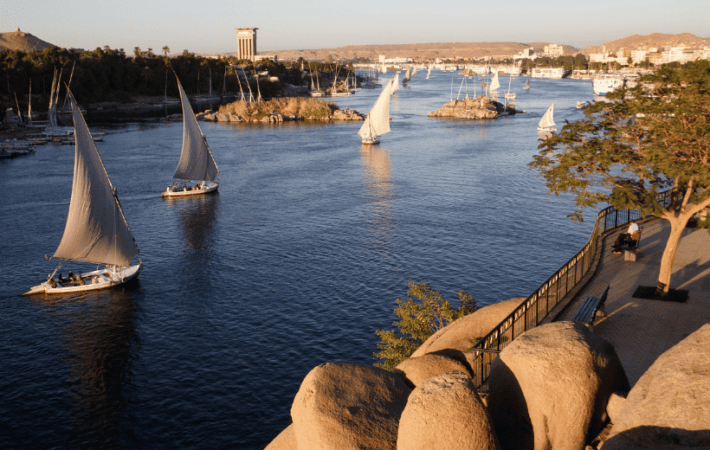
[235,28,258,62]
[544,44,564,57]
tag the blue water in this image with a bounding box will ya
[0,73,596,449]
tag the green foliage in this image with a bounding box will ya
[373,282,478,371]
[530,60,710,223]
[0,45,300,109]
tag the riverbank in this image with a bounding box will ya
[264,217,710,450]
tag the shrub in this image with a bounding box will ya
[373,281,477,371]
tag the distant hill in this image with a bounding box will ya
[211,41,580,61]
[581,32,710,55]
[0,28,54,52]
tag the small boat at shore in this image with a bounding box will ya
[24,91,142,295]
[162,74,220,198]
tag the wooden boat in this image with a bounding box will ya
[24,91,141,295]
[358,76,394,145]
[537,103,557,134]
[162,74,220,198]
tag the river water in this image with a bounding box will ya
[0,72,596,449]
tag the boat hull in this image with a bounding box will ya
[161,181,219,198]
[361,137,380,145]
[23,263,142,296]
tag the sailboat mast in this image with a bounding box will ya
[27,79,32,125]
[62,61,76,108]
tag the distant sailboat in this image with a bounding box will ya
[24,91,141,295]
[489,72,501,92]
[505,74,516,101]
[358,77,393,145]
[426,65,432,80]
[391,72,400,94]
[162,74,220,197]
[523,76,530,90]
[403,67,411,85]
[538,103,557,133]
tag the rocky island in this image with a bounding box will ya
[197,97,364,124]
[428,95,518,119]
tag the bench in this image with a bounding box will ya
[572,285,610,329]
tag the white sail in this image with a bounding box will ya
[403,67,411,83]
[490,72,500,91]
[172,77,219,182]
[539,103,556,129]
[426,66,432,80]
[392,72,400,92]
[358,80,392,140]
[52,93,139,267]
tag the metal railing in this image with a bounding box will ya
[470,190,672,387]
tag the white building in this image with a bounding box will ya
[544,44,564,57]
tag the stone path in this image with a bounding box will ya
[555,218,710,386]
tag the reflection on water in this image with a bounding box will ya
[167,194,221,286]
[360,145,395,244]
[32,290,140,448]
[170,194,220,254]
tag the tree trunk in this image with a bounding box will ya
[656,214,692,294]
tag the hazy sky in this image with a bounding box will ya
[3,0,708,54]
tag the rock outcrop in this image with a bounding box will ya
[290,362,411,450]
[427,96,517,119]
[264,424,296,450]
[487,322,629,450]
[197,107,364,123]
[412,297,524,359]
[395,353,472,388]
[601,323,710,450]
[397,371,501,450]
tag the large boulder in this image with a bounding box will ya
[487,322,629,450]
[395,352,472,388]
[264,424,296,450]
[601,323,710,450]
[290,362,411,450]
[412,297,523,358]
[397,371,501,450]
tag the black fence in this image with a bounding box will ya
[469,191,672,387]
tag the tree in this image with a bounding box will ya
[133,47,141,58]
[530,61,710,295]
[162,45,170,57]
[373,281,477,370]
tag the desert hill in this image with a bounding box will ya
[0,28,54,52]
[213,41,579,61]
[581,32,710,55]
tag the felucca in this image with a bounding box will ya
[358,77,394,145]
[24,92,141,295]
[162,74,220,198]
[403,66,411,85]
[537,103,557,133]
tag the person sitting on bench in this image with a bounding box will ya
[613,221,641,254]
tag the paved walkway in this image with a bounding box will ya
[555,218,710,387]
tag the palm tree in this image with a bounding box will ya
[134,47,141,58]
[162,46,170,57]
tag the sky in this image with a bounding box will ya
[2,0,708,54]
